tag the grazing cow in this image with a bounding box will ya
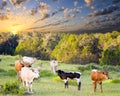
[20,66,40,93]
[15,60,31,80]
[91,69,109,93]
[23,56,37,66]
[50,60,58,74]
[56,70,81,90]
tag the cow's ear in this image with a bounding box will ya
[102,72,105,74]
[32,69,34,72]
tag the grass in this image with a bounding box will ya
[0,55,120,96]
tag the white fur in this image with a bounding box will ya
[92,69,98,72]
[23,56,36,65]
[50,60,58,74]
[20,66,39,92]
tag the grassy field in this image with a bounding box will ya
[0,55,120,96]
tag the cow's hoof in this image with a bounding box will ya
[24,91,35,95]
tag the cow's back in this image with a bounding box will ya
[91,69,102,81]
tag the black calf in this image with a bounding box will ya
[56,70,81,90]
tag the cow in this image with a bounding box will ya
[56,70,81,90]
[22,56,37,66]
[15,60,31,80]
[20,66,40,93]
[91,69,109,93]
[50,60,58,74]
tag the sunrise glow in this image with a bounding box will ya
[0,0,120,34]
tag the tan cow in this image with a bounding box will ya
[91,69,109,93]
[15,60,31,80]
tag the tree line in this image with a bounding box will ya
[0,31,120,65]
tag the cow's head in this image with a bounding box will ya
[56,70,64,75]
[32,68,40,78]
[103,71,109,79]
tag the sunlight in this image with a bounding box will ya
[11,30,18,34]
[10,26,19,34]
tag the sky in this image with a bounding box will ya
[0,0,120,34]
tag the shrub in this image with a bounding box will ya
[0,81,25,95]
[0,68,6,72]
[100,46,120,65]
[78,63,102,72]
[111,79,120,83]
[104,78,120,84]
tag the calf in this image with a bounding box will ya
[56,70,81,90]
[50,60,58,74]
[20,66,40,93]
[91,69,109,93]
[15,60,31,80]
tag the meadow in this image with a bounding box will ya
[0,55,120,96]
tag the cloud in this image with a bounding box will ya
[0,13,9,20]
[38,2,50,19]
[76,10,120,33]
[9,0,28,8]
[51,7,66,16]
[52,0,58,2]
[74,1,78,7]
[27,19,69,31]
[29,8,38,15]
[6,7,11,12]
[67,14,76,18]
[112,0,120,4]
[0,0,7,10]
[84,0,93,6]
[88,5,119,17]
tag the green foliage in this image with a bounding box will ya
[78,64,102,72]
[51,33,101,64]
[0,31,120,65]
[0,68,6,72]
[0,32,18,55]
[0,81,25,95]
[111,79,120,83]
[104,78,120,84]
[7,69,16,76]
[100,45,120,65]
[78,63,120,72]
[51,34,79,63]
[40,70,55,77]
[15,32,60,60]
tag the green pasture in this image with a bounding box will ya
[0,55,120,96]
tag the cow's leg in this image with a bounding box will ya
[93,81,97,92]
[99,82,103,93]
[64,79,68,88]
[18,71,22,81]
[76,78,81,90]
[54,66,57,73]
[27,82,32,92]
[22,81,27,87]
[53,66,56,74]
[29,82,33,92]
[78,82,81,90]
[66,81,68,88]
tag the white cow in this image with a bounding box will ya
[23,56,37,66]
[50,60,58,74]
[20,66,40,93]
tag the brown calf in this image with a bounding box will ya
[15,60,31,80]
[91,69,109,93]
